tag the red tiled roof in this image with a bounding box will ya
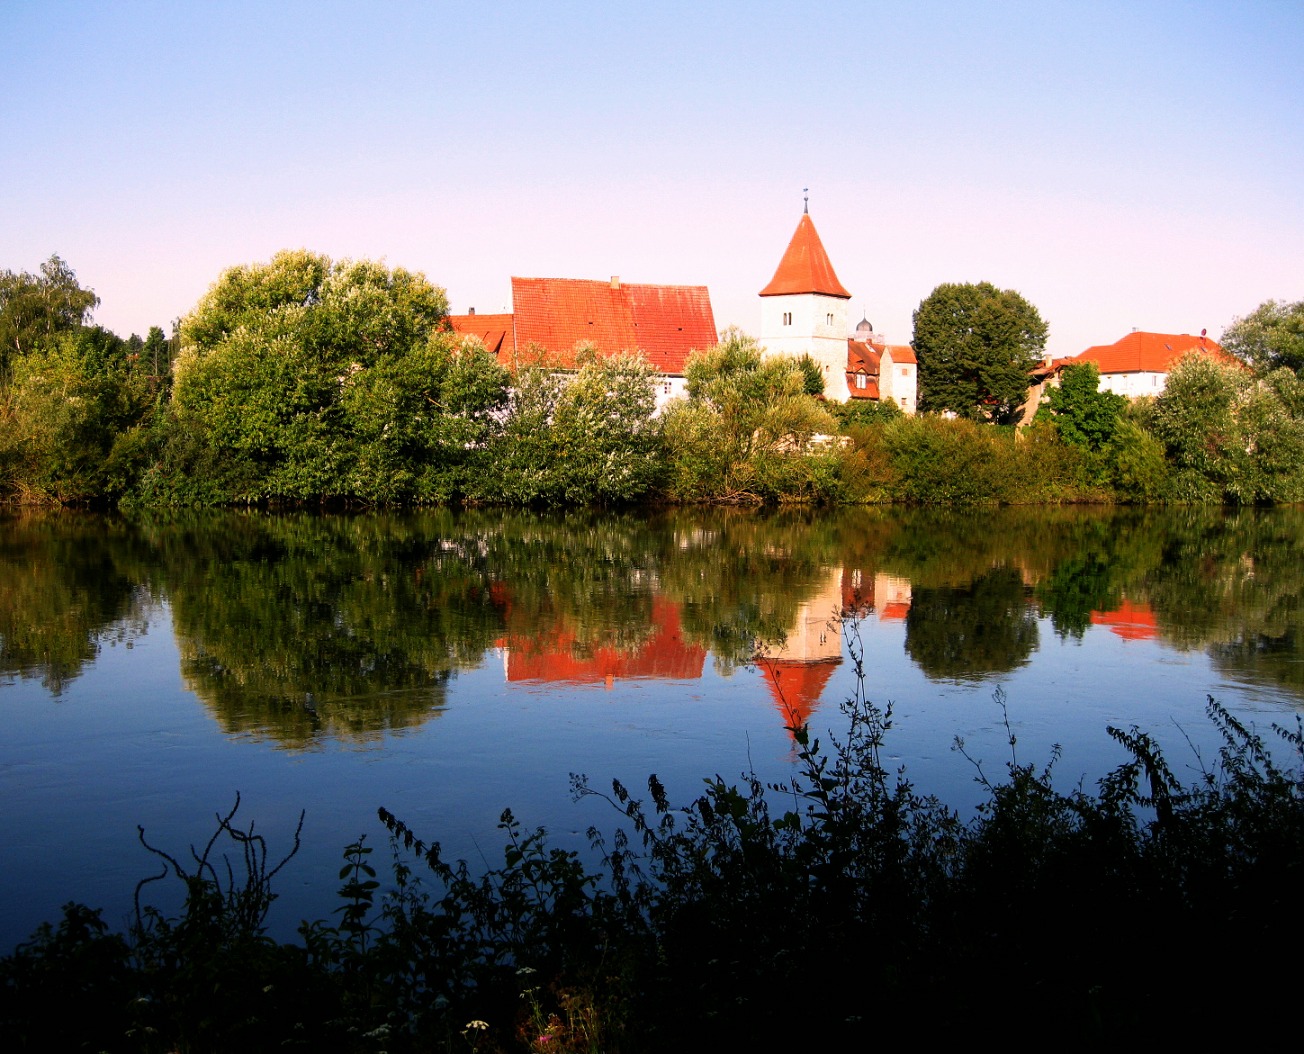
[446,313,514,357]
[510,276,717,374]
[845,376,880,400]
[1076,331,1234,375]
[847,340,882,375]
[887,343,916,365]
[759,213,851,299]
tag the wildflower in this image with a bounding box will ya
[516,965,537,976]
[465,1020,489,1031]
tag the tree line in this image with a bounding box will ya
[2,250,1302,508]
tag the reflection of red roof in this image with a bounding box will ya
[1091,599,1158,641]
[446,313,514,357]
[1077,332,1234,376]
[500,596,706,685]
[759,213,851,299]
[759,658,839,738]
[880,601,910,621]
[511,277,717,374]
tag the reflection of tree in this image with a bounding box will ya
[161,512,506,748]
[0,513,152,694]
[905,567,1038,681]
[1142,506,1304,697]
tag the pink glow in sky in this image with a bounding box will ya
[3,1,1301,358]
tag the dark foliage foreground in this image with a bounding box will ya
[4,641,1302,1051]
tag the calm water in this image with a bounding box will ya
[3,505,1303,951]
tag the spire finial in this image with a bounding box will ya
[803,187,809,214]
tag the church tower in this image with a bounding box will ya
[759,204,852,401]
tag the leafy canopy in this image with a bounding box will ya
[1221,298,1304,376]
[0,255,101,377]
[1045,361,1126,452]
[912,281,1048,423]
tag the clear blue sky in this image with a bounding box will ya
[3,0,1301,356]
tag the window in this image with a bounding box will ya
[782,311,792,325]
[856,374,866,389]
[826,313,834,326]
[901,367,908,376]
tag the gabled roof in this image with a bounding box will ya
[847,340,882,375]
[446,312,514,357]
[1077,331,1233,375]
[759,213,851,299]
[886,343,916,365]
[511,276,717,374]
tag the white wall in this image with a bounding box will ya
[760,292,851,401]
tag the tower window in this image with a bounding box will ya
[782,311,792,325]
[826,313,834,326]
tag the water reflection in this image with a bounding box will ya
[5,505,1304,745]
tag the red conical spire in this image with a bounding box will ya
[759,213,851,299]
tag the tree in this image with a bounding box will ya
[1150,354,1304,504]
[0,255,100,377]
[912,281,1048,423]
[1044,361,1126,452]
[1221,299,1304,375]
[482,352,663,505]
[0,326,156,503]
[661,330,843,502]
[168,251,455,502]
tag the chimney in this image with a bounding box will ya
[610,276,621,290]
[468,307,476,315]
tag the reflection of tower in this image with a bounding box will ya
[759,566,844,736]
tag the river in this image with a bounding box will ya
[3,504,1302,951]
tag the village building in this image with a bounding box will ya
[1025,330,1240,421]
[1074,330,1236,397]
[447,276,718,410]
[759,206,917,412]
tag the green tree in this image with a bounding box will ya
[661,330,843,503]
[1221,299,1304,375]
[482,352,662,505]
[1151,354,1304,504]
[0,255,100,379]
[1,326,157,504]
[912,281,1048,423]
[167,251,456,503]
[1044,362,1126,452]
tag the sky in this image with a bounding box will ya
[3,0,1301,358]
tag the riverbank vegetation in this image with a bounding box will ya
[3,658,1301,1049]
[4,253,1303,508]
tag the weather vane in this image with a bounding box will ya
[803,187,809,214]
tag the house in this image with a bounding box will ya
[447,276,718,409]
[847,316,918,414]
[1074,330,1236,397]
[758,205,917,412]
